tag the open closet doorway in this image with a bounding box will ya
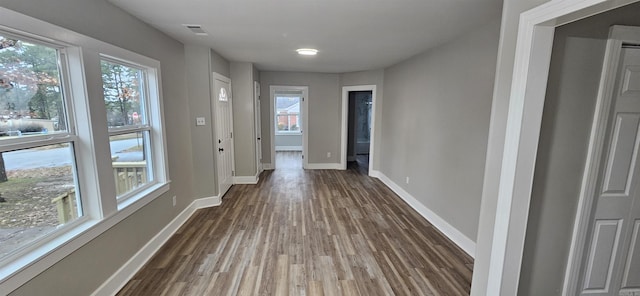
[270,85,308,170]
[341,85,377,175]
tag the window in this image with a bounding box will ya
[0,34,83,260]
[0,13,169,285]
[275,96,301,133]
[101,59,154,200]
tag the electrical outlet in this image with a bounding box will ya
[327,152,331,158]
[195,117,206,126]
[406,177,410,184]
[172,196,177,206]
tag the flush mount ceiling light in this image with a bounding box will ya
[296,48,318,56]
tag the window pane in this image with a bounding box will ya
[275,96,301,133]
[0,35,68,139]
[0,143,80,260]
[110,131,151,196]
[101,60,146,128]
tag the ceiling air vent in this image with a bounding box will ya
[183,24,207,36]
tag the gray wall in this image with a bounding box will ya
[275,134,302,148]
[518,3,640,295]
[185,46,231,197]
[379,20,500,241]
[0,0,194,295]
[231,62,258,177]
[185,45,216,198]
[260,72,341,165]
[211,49,230,78]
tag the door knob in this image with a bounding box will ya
[218,148,224,152]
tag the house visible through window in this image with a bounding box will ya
[275,96,301,133]
[0,34,82,260]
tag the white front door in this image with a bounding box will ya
[254,81,263,173]
[214,75,233,198]
[579,46,640,296]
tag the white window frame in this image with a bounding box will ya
[0,29,92,269]
[0,7,170,292]
[99,55,167,206]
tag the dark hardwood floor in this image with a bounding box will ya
[117,152,473,295]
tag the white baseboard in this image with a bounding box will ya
[92,199,187,294]
[234,174,259,184]
[263,163,274,170]
[275,146,302,151]
[92,195,221,295]
[306,163,341,170]
[193,196,221,209]
[373,172,476,258]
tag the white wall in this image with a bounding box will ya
[379,20,500,242]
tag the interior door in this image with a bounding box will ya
[254,81,263,173]
[214,76,233,197]
[579,46,640,296]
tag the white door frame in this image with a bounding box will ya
[269,85,309,169]
[340,85,377,175]
[211,72,235,197]
[254,81,263,174]
[563,26,640,295]
[479,0,639,295]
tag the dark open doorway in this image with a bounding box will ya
[347,91,372,173]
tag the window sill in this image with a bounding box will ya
[275,133,302,136]
[0,181,171,293]
[117,182,171,212]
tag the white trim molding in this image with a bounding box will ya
[234,175,260,184]
[340,85,377,177]
[269,85,309,170]
[475,1,640,295]
[373,172,476,258]
[275,146,303,151]
[262,163,274,170]
[306,163,342,170]
[193,196,221,209]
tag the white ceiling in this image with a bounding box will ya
[108,0,502,73]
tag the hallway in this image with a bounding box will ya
[117,158,473,295]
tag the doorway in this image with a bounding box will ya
[478,0,640,295]
[566,29,640,296]
[212,73,234,198]
[269,85,308,170]
[346,91,373,173]
[341,85,377,175]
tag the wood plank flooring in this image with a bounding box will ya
[117,152,473,296]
